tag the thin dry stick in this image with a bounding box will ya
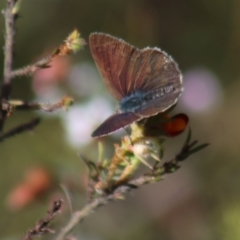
[55,197,109,240]
[2,96,74,113]
[55,174,156,240]
[3,0,16,86]
[55,134,209,240]
[1,0,17,131]
[23,199,63,240]
[10,29,85,78]
[0,117,41,142]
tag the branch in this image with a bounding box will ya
[55,197,108,240]
[11,29,86,78]
[2,96,73,114]
[53,165,169,240]
[55,167,169,240]
[22,199,63,240]
[2,0,16,87]
[0,117,41,142]
[55,130,208,240]
[0,0,18,131]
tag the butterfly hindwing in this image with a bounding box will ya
[91,112,141,138]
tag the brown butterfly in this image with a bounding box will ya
[89,33,183,138]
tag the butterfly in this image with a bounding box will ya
[89,33,183,138]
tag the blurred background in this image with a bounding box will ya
[0,0,239,239]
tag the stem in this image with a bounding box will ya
[54,129,207,239]
[3,0,15,85]
[1,0,17,131]
[0,117,41,142]
[55,197,111,240]
[55,175,156,240]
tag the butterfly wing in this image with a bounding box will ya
[90,33,183,109]
[89,33,141,101]
[133,48,182,91]
[137,94,180,117]
[133,48,183,116]
[89,33,183,137]
[91,112,141,138]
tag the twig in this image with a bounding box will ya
[55,131,209,240]
[0,0,17,131]
[54,159,175,240]
[1,96,73,113]
[2,0,16,87]
[55,170,168,240]
[60,184,74,216]
[22,199,63,240]
[0,117,41,142]
[55,195,114,240]
[10,29,85,78]
[10,57,53,78]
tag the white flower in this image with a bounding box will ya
[62,97,114,147]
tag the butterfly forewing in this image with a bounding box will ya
[89,33,140,100]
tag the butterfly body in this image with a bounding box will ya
[119,83,175,114]
[119,90,149,113]
[89,33,183,138]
